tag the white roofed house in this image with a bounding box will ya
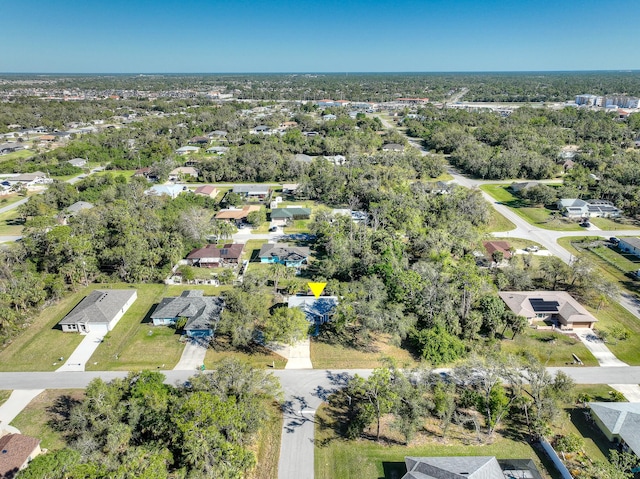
[232,184,271,201]
[67,158,87,167]
[58,289,138,333]
[557,198,621,218]
[7,171,52,188]
[175,146,200,155]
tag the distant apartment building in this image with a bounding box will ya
[576,94,639,109]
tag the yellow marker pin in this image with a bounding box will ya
[308,282,327,298]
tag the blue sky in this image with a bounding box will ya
[2,0,639,73]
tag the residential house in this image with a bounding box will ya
[401,456,541,479]
[215,205,261,223]
[498,291,598,329]
[270,207,311,227]
[169,166,198,181]
[147,184,186,199]
[302,131,320,137]
[281,183,299,194]
[0,433,42,478]
[294,153,313,163]
[431,181,454,195]
[133,167,157,181]
[508,181,540,194]
[175,146,200,155]
[232,184,271,201]
[322,114,337,121]
[258,243,310,267]
[189,136,210,145]
[60,201,94,224]
[396,98,429,104]
[186,243,244,267]
[193,185,219,198]
[382,143,404,152]
[331,209,368,223]
[208,130,228,140]
[557,198,621,218]
[589,402,640,458]
[617,237,640,259]
[39,134,56,142]
[288,295,338,326]
[279,121,298,129]
[0,142,24,155]
[251,125,271,135]
[324,155,346,166]
[483,240,512,261]
[634,137,640,149]
[58,289,137,333]
[316,99,339,108]
[7,171,51,187]
[206,146,229,155]
[67,158,87,167]
[150,290,224,338]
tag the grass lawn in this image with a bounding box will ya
[0,149,34,163]
[315,405,554,479]
[480,184,583,231]
[249,402,282,479]
[310,335,419,369]
[205,339,288,370]
[10,389,84,451]
[0,390,11,406]
[0,192,33,208]
[590,217,640,231]
[499,329,598,366]
[251,222,271,234]
[85,284,188,371]
[0,208,24,235]
[244,239,269,262]
[484,208,516,232]
[284,219,310,233]
[0,288,104,371]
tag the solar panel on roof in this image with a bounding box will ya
[529,298,560,312]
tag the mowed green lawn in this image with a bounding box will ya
[315,405,551,479]
[310,336,419,370]
[0,209,24,235]
[0,390,11,406]
[499,329,598,366]
[10,389,84,451]
[0,287,102,371]
[480,184,583,231]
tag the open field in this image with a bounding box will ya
[480,184,583,231]
[315,405,555,479]
[10,389,84,451]
[0,208,24,235]
[310,336,419,369]
[499,329,598,366]
[0,288,98,371]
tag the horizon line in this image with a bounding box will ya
[1,69,640,76]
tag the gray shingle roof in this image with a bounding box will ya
[58,290,137,326]
[402,456,505,479]
[590,402,640,455]
[150,290,224,332]
[258,243,310,262]
[288,296,338,323]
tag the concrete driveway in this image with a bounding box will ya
[173,339,207,371]
[574,329,628,367]
[56,331,105,372]
[0,389,43,431]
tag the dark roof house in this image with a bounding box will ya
[288,295,338,326]
[150,290,224,338]
[186,243,244,267]
[58,289,138,333]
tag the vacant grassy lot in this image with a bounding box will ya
[10,389,84,451]
[205,339,288,369]
[590,217,640,230]
[484,208,516,232]
[0,287,107,371]
[315,405,554,479]
[480,184,583,231]
[0,208,24,235]
[284,219,310,233]
[499,329,598,366]
[310,336,419,369]
[0,149,34,163]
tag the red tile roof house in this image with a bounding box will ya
[0,433,42,478]
[483,241,513,262]
[186,243,244,267]
[193,185,219,198]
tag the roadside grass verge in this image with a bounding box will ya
[205,337,288,370]
[498,329,598,367]
[310,335,419,369]
[0,390,11,406]
[590,217,640,231]
[10,389,84,451]
[248,401,283,479]
[485,208,516,232]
